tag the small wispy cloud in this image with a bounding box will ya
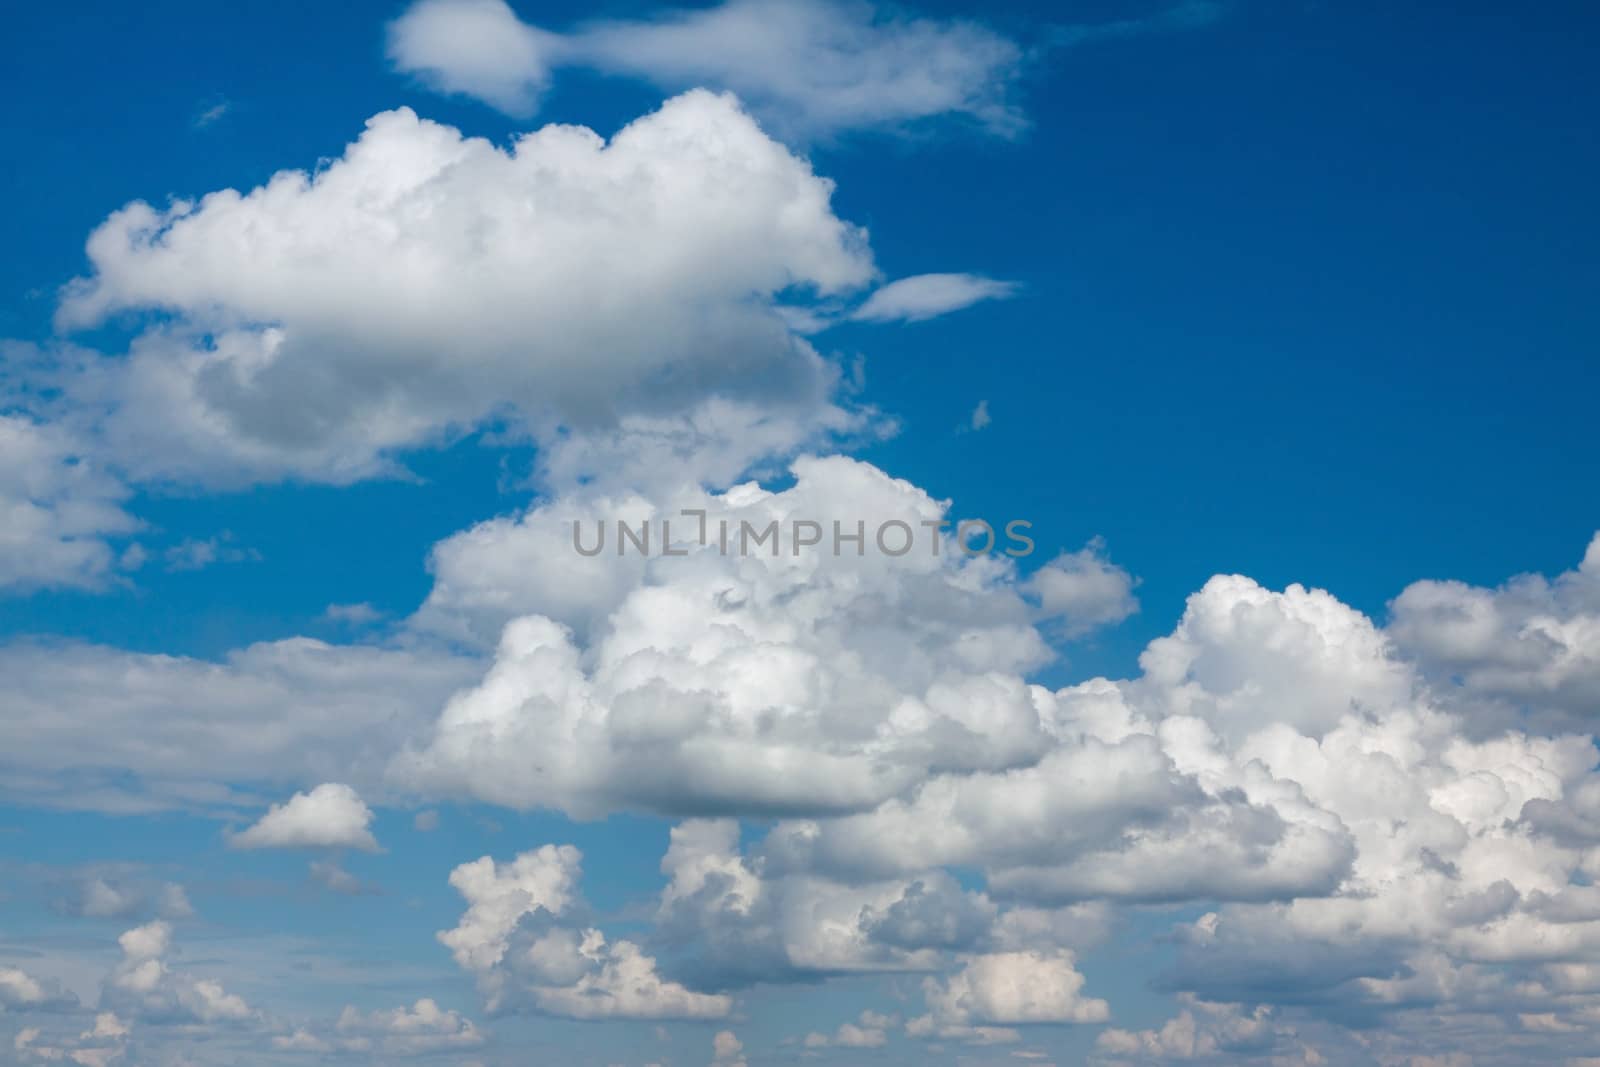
[386,0,1233,139]
[164,534,259,573]
[193,98,231,129]
[852,273,1020,324]
[323,602,384,626]
[309,859,380,896]
[956,399,991,435]
[1048,0,1230,50]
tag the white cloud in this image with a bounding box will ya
[438,844,581,975]
[1093,996,1308,1063]
[0,966,79,1012]
[58,876,193,921]
[46,92,876,491]
[803,1009,896,1048]
[103,921,254,1025]
[396,455,1091,818]
[1045,554,1600,1048]
[1389,533,1600,731]
[230,783,379,852]
[389,0,1025,137]
[156,883,194,920]
[712,1028,746,1063]
[161,532,257,572]
[193,99,230,129]
[323,602,383,626]
[1025,539,1140,634]
[270,1029,333,1054]
[654,818,969,987]
[1140,572,1411,743]
[969,399,991,431]
[0,637,477,813]
[915,950,1109,1029]
[439,843,732,1019]
[77,878,140,919]
[332,999,484,1055]
[387,0,556,117]
[12,1013,127,1067]
[852,273,1019,323]
[530,929,733,1020]
[0,414,136,593]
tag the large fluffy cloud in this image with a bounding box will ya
[42,91,875,490]
[394,454,1133,817]
[467,528,1600,1060]
[7,523,1600,1063]
[1030,552,1600,1059]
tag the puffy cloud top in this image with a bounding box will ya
[230,783,379,852]
[50,92,875,489]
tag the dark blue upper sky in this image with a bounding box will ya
[5,1,1596,678]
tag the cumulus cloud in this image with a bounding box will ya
[851,272,1019,323]
[389,0,1026,137]
[438,844,582,976]
[1093,996,1313,1064]
[396,455,1107,818]
[439,843,732,1019]
[0,966,80,1013]
[651,818,991,990]
[1025,538,1140,634]
[572,530,1600,1061]
[1389,533,1600,731]
[1041,551,1600,1057]
[103,921,254,1025]
[12,1013,127,1067]
[914,950,1109,1031]
[43,92,874,492]
[230,784,380,852]
[712,1028,746,1064]
[75,878,140,919]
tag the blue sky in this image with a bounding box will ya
[2,2,1598,1065]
